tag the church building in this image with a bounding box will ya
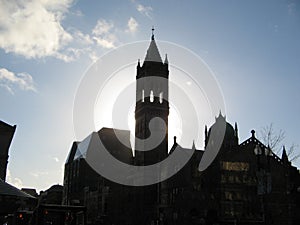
[63,32,300,225]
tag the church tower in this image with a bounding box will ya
[135,29,169,165]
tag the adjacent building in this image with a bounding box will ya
[0,120,16,181]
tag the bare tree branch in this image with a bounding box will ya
[260,123,285,154]
[259,123,299,163]
[288,144,300,162]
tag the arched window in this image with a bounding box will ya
[150,90,154,102]
[159,92,163,103]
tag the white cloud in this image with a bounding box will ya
[74,10,83,17]
[73,30,93,45]
[0,0,73,59]
[287,1,296,15]
[126,17,138,33]
[6,169,12,181]
[54,47,90,62]
[0,0,143,62]
[30,171,49,178]
[40,0,73,12]
[92,19,114,36]
[13,178,23,189]
[53,157,60,162]
[6,169,23,189]
[93,36,116,49]
[92,19,118,49]
[136,3,153,18]
[88,51,99,62]
[0,68,37,94]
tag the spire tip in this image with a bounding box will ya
[151,26,155,40]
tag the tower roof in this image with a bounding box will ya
[281,145,289,162]
[144,30,162,63]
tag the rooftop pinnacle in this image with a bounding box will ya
[144,27,162,63]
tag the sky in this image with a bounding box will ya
[0,0,299,192]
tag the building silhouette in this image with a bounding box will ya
[0,120,38,225]
[63,32,300,225]
[0,120,16,181]
[0,122,85,225]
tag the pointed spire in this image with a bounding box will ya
[192,140,196,150]
[174,136,177,145]
[164,54,168,64]
[234,122,238,136]
[144,27,162,63]
[216,110,225,121]
[281,145,289,163]
[137,59,140,67]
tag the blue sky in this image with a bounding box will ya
[0,0,299,191]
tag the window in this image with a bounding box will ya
[150,90,154,102]
[225,192,233,200]
[221,161,249,171]
[159,92,163,103]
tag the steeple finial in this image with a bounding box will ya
[192,140,196,150]
[164,54,168,64]
[251,130,255,138]
[144,27,162,62]
[216,110,225,121]
[151,26,155,40]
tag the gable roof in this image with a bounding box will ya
[239,131,286,165]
